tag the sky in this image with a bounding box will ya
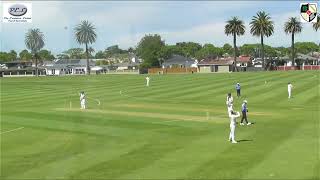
[0,1,319,55]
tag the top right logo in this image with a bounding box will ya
[300,3,318,23]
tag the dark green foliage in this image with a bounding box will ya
[38,49,55,60]
[19,50,33,61]
[136,34,165,68]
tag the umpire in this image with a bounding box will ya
[240,100,251,125]
[235,83,241,97]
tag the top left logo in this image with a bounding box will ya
[3,3,32,23]
[8,4,28,16]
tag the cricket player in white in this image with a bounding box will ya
[146,76,150,87]
[228,110,240,143]
[288,82,293,98]
[226,93,234,111]
[80,91,86,109]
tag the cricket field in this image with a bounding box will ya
[1,71,319,179]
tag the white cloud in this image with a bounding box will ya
[114,22,232,49]
[114,10,319,49]
[266,12,319,46]
[78,2,161,29]
[1,1,319,53]
[162,22,227,45]
[32,1,69,27]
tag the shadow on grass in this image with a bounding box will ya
[237,139,253,142]
[236,122,255,125]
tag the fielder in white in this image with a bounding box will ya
[288,82,293,98]
[146,76,150,87]
[226,93,234,111]
[228,109,240,144]
[80,91,86,109]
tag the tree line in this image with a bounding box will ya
[1,12,319,75]
[137,13,319,71]
[1,41,319,66]
[0,49,54,62]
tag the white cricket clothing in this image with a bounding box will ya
[229,111,240,125]
[226,96,234,112]
[80,94,86,109]
[146,77,150,87]
[288,84,293,98]
[228,111,240,143]
[227,103,234,112]
[226,96,233,104]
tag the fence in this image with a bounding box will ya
[276,65,320,71]
[302,65,320,70]
[103,70,139,74]
[276,66,301,71]
[0,69,46,77]
[246,67,264,71]
[148,67,198,74]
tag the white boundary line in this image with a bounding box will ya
[0,127,24,135]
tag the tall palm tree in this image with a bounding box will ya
[74,20,97,75]
[225,17,245,72]
[313,15,320,31]
[25,28,45,76]
[250,11,274,69]
[284,17,302,66]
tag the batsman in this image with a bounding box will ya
[80,91,86,109]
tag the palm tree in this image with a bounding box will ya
[225,17,245,72]
[74,20,97,75]
[25,28,45,76]
[313,15,320,31]
[88,47,95,57]
[284,17,302,66]
[250,11,274,69]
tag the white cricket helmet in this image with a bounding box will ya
[243,100,248,103]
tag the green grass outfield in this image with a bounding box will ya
[1,71,319,179]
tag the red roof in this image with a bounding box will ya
[237,56,251,62]
[222,56,251,62]
[198,56,251,65]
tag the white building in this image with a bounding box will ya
[45,59,94,75]
[112,62,140,71]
